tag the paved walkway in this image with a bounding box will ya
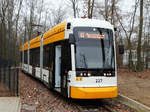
[0,97,21,112]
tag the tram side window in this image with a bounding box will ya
[43,45,50,69]
[32,48,37,66]
[35,48,40,67]
[31,48,40,67]
[30,49,33,66]
[49,44,54,72]
[24,50,27,64]
[43,44,54,71]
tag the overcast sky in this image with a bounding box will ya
[120,0,135,12]
[44,0,135,18]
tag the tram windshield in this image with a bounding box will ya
[73,27,115,70]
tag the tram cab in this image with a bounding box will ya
[66,19,117,99]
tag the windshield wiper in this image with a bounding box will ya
[100,39,105,67]
[80,53,88,69]
[97,28,105,67]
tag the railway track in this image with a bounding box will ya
[76,104,99,112]
[100,99,118,112]
[73,99,117,112]
[101,103,117,112]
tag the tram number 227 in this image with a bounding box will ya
[96,79,102,83]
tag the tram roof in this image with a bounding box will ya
[20,18,113,51]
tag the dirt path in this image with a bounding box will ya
[0,83,11,96]
[118,69,150,107]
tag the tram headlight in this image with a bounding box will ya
[87,73,91,76]
[80,73,83,76]
[77,72,92,77]
[104,72,113,77]
[83,73,87,76]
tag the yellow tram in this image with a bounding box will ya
[20,18,117,99]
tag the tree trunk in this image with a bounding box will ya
[72,0,76,18]
[111,0,115,24]
[136,0,143,71]
[88,0,91,18]
[90,0,95,18]
[105,0,108,21]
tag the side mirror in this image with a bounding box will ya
[119,45,124,54]
[114,27,117,31]
[69,34,75,44]
[67,23,71,29]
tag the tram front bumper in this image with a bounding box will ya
[70,86,117,99]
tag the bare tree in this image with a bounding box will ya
[111,0,115,24]
[95,0,120,23]
[37,0,44,31]
[87,0,95,18]
[115,0,139,69]
[27,0,37,40]
[42,10,48,32]
[0,0,9,60]
[67,0,79,18]
[50,6,66,27]
[136,0,143,71]
[82,0,95,18]
[145,1,150,69]
[15,0,23,39]
[14,0,23,62]
[104,0,109,20]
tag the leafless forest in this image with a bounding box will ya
[0,0,150,71]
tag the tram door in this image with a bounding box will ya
[55,45,61,88]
